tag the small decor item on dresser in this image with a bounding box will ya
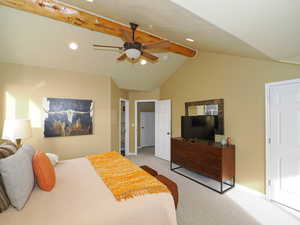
[227,136,232,145]
[220,138,227,146]
[43,98,93,137]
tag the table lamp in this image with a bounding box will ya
[2,119,32,147]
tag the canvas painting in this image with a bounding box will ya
[43,98,93,137]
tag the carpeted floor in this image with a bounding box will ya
[128,147,300,225]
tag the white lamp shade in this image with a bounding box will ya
[125,48,141,59]
[2,119,32,140]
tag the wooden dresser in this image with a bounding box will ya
[171,137,235,193]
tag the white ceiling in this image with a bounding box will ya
[1,0,299,91]
[171,0,300,64]
[0,6,186,91]
[61,0,270,60]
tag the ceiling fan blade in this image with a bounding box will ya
[143,40,171,50]
[117,53,127,61]
[142,52,159,61]
[93,44,122,50]
[119,28,133,43]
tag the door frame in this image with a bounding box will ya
[134,100,158,155]
[265,78,300,200]
[119,98,129,155]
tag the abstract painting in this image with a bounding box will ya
[43,98,93,137]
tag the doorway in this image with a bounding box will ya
[134,99,171,160]
[266,78,300,211]
[136,101,156,155]
[119,99,129,156]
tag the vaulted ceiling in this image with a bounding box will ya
[171,0,300,64]
[1,0,299,91]
[0,6,187,91]
[59,0,270,60]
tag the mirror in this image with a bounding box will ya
[185,99,224,134]
[188,104,218,116]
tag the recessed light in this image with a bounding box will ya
[162,55,169,61]
[69,42,78,50]
[140,59,147,65]
[185,38,194,42]
[86,0,93,2]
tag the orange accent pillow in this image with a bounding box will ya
[32,151,56,192]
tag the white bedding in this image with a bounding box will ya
[0,157,177,225]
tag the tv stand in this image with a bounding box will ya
[171,137,235,194]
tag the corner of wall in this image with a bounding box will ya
[110,78,128,153]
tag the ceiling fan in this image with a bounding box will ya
[93,23,171,62]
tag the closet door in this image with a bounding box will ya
[268,80,300,211]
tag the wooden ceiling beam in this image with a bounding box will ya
[0,0,197,57]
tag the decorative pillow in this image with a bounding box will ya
[0,141,18,158]
[0,176,10,213]
[0,144,35,210]
[32,152,56,192]
[46,153,59,167]
[0,141,18,213]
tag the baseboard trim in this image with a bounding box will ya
[126,152,137,156]
[234,184,266,199]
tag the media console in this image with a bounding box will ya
[171,137,235,194]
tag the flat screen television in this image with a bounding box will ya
[181,115,218,141]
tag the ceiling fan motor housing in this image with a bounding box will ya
[123,42,142,51]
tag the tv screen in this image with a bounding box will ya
[181,115,218,141]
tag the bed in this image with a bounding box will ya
[0,155,177,225]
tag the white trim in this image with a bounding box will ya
[265,78,300,200]
[119,99,129,155]
[126,152,137,156]
[134,100,158,155]
[154,101,159,158]
[265,82,271,200]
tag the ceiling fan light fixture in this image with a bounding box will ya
[185,38,194,42]
[140,59,147,65]
[125,48,141,60]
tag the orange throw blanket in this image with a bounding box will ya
[86,152,169,201]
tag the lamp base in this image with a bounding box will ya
[16,139,22,148]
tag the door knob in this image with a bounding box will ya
[167,132,170,135]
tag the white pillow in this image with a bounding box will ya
[46,153,59,166]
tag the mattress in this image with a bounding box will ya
[0,157,177,225]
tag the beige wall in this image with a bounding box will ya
[0,63,123,159]
[127,89,160,153]
[160,52,300,193]
[110,80,128,152]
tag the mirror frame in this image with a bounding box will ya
[185,99,224,135]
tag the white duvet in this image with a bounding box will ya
[0,157,177,225]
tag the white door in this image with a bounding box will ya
[268,80,300,211]
[155,100,171,160]
[140,112,155,147]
